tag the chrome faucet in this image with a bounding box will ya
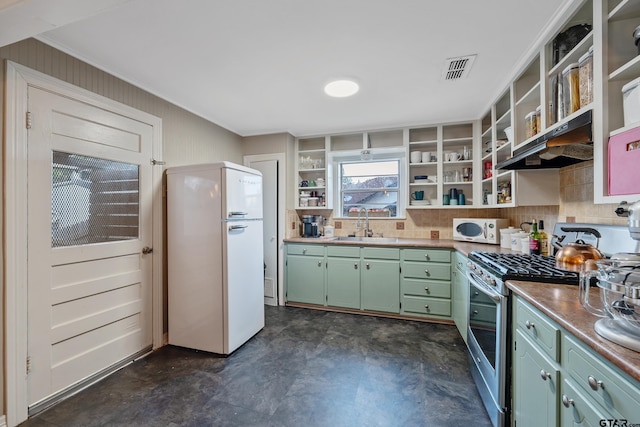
[357,207,373,237]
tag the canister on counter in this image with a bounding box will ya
[535,105,542,133]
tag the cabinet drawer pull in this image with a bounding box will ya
[424,253,430,260]
[354,263,358,269]
[424,268,429,275]
[366,263,370,270]
[540,370,551,381]
[424,304,429,310]
[302,249,307,255]
[561,394,574,408]
[424,287,430,293]
[317,261,322,267]
[587,376,604,391]
[525,320,535,330]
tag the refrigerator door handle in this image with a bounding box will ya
[228,211,248,218]
[229,224,248,231]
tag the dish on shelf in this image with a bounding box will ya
[410,200,430,206]
[414,175,428,180]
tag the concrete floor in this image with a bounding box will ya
[20,306,491,427]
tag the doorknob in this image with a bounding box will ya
[142,246,153,254]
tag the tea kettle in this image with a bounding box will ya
[554,226,604,272]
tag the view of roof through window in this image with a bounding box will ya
[340,160,399,217]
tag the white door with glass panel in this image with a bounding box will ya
[26,86,153,408]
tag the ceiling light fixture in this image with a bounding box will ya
[324,79,359,98]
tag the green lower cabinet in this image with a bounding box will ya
[512,296,640,427]
[512,329,560,427]
[400,248,452,319]
[326,257,360,309]
[286,254,325,305]
[361,259,400,313]
[451,252,469,342]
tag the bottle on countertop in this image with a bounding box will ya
[529,219,541,255]
[539,220,549,256]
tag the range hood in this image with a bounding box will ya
[495,110,593,170]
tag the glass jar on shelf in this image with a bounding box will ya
[578,46,593,108]
[525,111,537,138]
[562,62,580,117]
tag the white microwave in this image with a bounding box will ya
[453,218,510,245]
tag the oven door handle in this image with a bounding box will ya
[468,272,502,302]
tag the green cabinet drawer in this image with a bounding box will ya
[401,278,451,299]
[514,298,561,362]
[287,243,325,256]
[561,378,610,427]
[361,247,399,260]
[562,333,640,420]
[327,245,360,258]
[402,248,451,263]
[401,295,451,317]
[402,262,451,281]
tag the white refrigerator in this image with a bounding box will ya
[166,161,265,354]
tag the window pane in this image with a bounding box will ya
[340,160,399,218]
[52,151,139,247]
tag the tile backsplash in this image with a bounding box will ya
[288,160,628,239]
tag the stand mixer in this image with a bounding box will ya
[580,200,640,351]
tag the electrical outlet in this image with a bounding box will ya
[396,222,404,230]
[430,230,440,239]
[335,221,342,229]
[292,222,296,230]
[567,216,576,223]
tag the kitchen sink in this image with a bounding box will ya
[333,236,400,243]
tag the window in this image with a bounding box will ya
[331,149,406,218]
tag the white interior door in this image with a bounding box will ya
[26,86,154,409]
[248,159,279,306]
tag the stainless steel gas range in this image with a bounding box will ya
[465,222,639,427]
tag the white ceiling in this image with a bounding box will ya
[3,0,573,137]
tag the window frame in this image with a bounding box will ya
[328,147,407,219]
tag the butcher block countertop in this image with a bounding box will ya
[507,280,640,384]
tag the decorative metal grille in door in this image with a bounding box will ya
[51,151,139,247]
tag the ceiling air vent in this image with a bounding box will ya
[442,55,477,81]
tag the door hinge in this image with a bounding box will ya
[26,355,31,375]
[26,111,32,129]
[151,159,166,166]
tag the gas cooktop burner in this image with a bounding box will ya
[469,251,580,285]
